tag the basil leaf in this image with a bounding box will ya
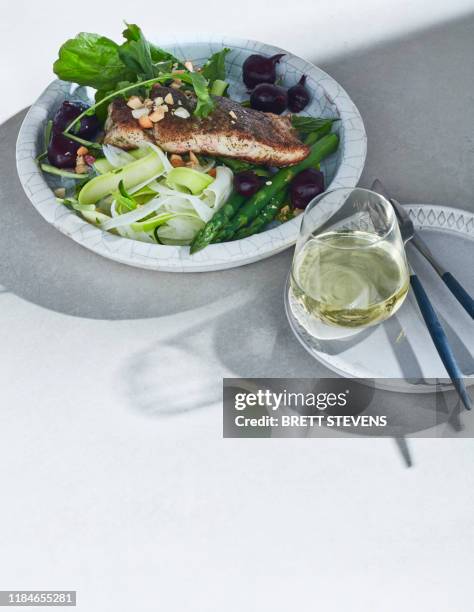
[201,48,230,83]
[53,33,133,90]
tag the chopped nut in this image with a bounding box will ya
[184,61,194,72]
[75,155,88,174]
[164,93,174,105]
[143,98,154,108]
[170,154,185,167]
[149,106,168,122]
[77,145,89,156]
[154,96,164,107]
[177,99,182,106]
[207,168,217,178]
[132,107,150,119]
[229,110,237,120]
[293,208,303,217]
[138,115,154,129]
[174,106,190,119]
[170,79,182,89]
[230,120,236,125]
[54,187,66,198]
[187,151,200,168]
[127,96,144,110]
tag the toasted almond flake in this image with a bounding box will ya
[171,79,182,89]
[77,145,89,156]
[230,120,236,125]
[132,107,150,119]
[143,98,154,108]
[164,93,174,105]
[154,96,164,106]
[54,187,66,198]
[184,60,194,72]
[174,106,190,119]
[170,154,185,167]
[229,110,237,120]
[126,96,144,110]
[177,100,182,106]
[138,115,154,129]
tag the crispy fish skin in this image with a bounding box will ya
[104,86,309,166]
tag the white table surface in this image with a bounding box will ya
[1,3,474,610]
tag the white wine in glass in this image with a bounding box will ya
[290,189,410,329]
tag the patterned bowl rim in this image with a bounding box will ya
[16,35,367,272]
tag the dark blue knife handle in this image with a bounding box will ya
[442,272,474,319]
[410,274,472,410]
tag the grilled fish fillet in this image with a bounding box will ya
[104,86,309,167]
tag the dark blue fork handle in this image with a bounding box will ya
[442,272,474,319]
[410,274,472,411]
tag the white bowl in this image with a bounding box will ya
[16,36,367,272]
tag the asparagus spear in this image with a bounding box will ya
[233,190,288,240]
[189,191,246,253]
[215,133,339,242]
[190,120,336,253]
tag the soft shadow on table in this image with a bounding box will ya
[320,11,474,210]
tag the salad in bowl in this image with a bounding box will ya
[17,24,366,271]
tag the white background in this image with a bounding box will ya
[1,1,474,611]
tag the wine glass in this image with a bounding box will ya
[290,187,410,330]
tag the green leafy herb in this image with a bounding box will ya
[119,23,181,80]
[54,24,215,121]
[119,23,155,79]
[187,71,215,117]
[201,48,230,82]
[291,116,338,134]
[53,33,134,90]
[210,79,229,96]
